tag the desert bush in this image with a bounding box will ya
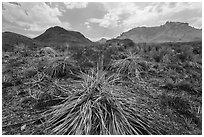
[166,64,184,73]
[159,92,202,129]
[6,57,26,69]
[42,69,161,135]
[39,47,57,57]
[111,51,148,79]
[152,54,161,62]
[175,46,194,62]
[175,81,198,96]
[13,43,34,57]
[22,67,38,79]
[45,56,79,79]
[2,69,23,88]
[160,93,191,117]
[183,61,202,71]
[33,56,52,72]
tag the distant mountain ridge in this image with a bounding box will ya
[34,26,93,47]
[2,26,93,51]
[2,31,46,51]
[96,38,107,44]
[2,22,202,52]
[117,21,202,43]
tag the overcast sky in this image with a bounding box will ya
[2,2,202,41]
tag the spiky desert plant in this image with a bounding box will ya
[45,56,79,79]
[39,47,57,57]
[42,69,161,135]
[111,50,149,79]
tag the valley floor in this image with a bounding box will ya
[2,41,202,135]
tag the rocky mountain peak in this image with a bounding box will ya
[45,26,68,33]
[117,21,201,43]
[164,21,189,26]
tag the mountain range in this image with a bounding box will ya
[2,21,202,51]
[2,32,46,51]
[117,21,202,43]
[34,26,92,47]
[2,26,93,51]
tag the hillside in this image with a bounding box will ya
[34,26,93,48]
[2,26,94,51]
[117,21,202,43]
[96,38,107,44]
[2,32,46,51]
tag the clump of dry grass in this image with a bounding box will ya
[42,69,161,135]
[111,50,149,79]
[45,56,79,79]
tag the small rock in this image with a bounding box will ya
[21,124,26,131]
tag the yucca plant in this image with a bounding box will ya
[111,50,149,79]
[39,47,57,57]
[42,69,161,135]
[45,56,79,79]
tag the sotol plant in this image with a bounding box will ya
[45,56,79,79]
[112,50,149,79]
[42,69,162,135]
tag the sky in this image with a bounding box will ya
[2,2,202,41]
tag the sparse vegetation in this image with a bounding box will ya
[2,41,202,135]
[42,69,161,135]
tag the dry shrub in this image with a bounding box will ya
[45,56,79,79]
[42,69,162,135]
[111,51,149,79]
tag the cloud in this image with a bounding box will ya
[8,2,21,6]
[87,2,202,30]
[84,22,91,29]
[2,2,71,31]
[123,2,202,29]
[88,13,119,28]
[64,2,88,9]
[87,3,135,28]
